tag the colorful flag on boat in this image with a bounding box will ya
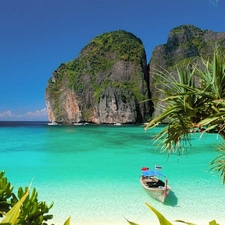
[155,165,162,170]
[141,167,149,171]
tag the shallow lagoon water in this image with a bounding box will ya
[0,122,225,224]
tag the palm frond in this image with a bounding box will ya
[210,142,225,184]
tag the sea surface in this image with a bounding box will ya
[0,121,225,225]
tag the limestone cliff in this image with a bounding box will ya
[45,30,151,124]
[149,24,225,118]
[46,25,225,124]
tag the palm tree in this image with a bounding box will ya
[145,48,225,184]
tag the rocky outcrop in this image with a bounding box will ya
[149,24,225,118]
[45,30,151,124]
[46,25,225,124]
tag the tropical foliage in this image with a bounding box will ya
[0,171,70,225]
[0,171,14,217]
[12,187,53,225]
[127,203,219,225]
[145,47,225,184]
[1,186,29,225]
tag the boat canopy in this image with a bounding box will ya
[142,170,164,177]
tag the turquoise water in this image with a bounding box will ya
[0,122,225,225]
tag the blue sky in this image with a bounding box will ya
[0,0,223,121]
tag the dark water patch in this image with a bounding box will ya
[0,121,48,127]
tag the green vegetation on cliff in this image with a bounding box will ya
[47,30,145,88]
[68,30,146,96]
[46,30,149,122]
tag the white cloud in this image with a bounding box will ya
[0,110,13,117]
[25,108,48,117]
[0,108,48,121]
[209,0,219,6]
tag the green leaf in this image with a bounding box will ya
[64,216,71,225]
[209,219,219,225]
[1,188,29,225]
[125,218,140,225]
[175,219,196,225]
[210,142,225,184]
[145,203,173,225]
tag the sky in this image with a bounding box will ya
[0,0,224,121]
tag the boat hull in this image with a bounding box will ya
[48,122,58,126]
[140,176,171,203]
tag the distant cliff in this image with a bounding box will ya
[45,30,151,124]
[149,24,225,118]
[45,25,225,124]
